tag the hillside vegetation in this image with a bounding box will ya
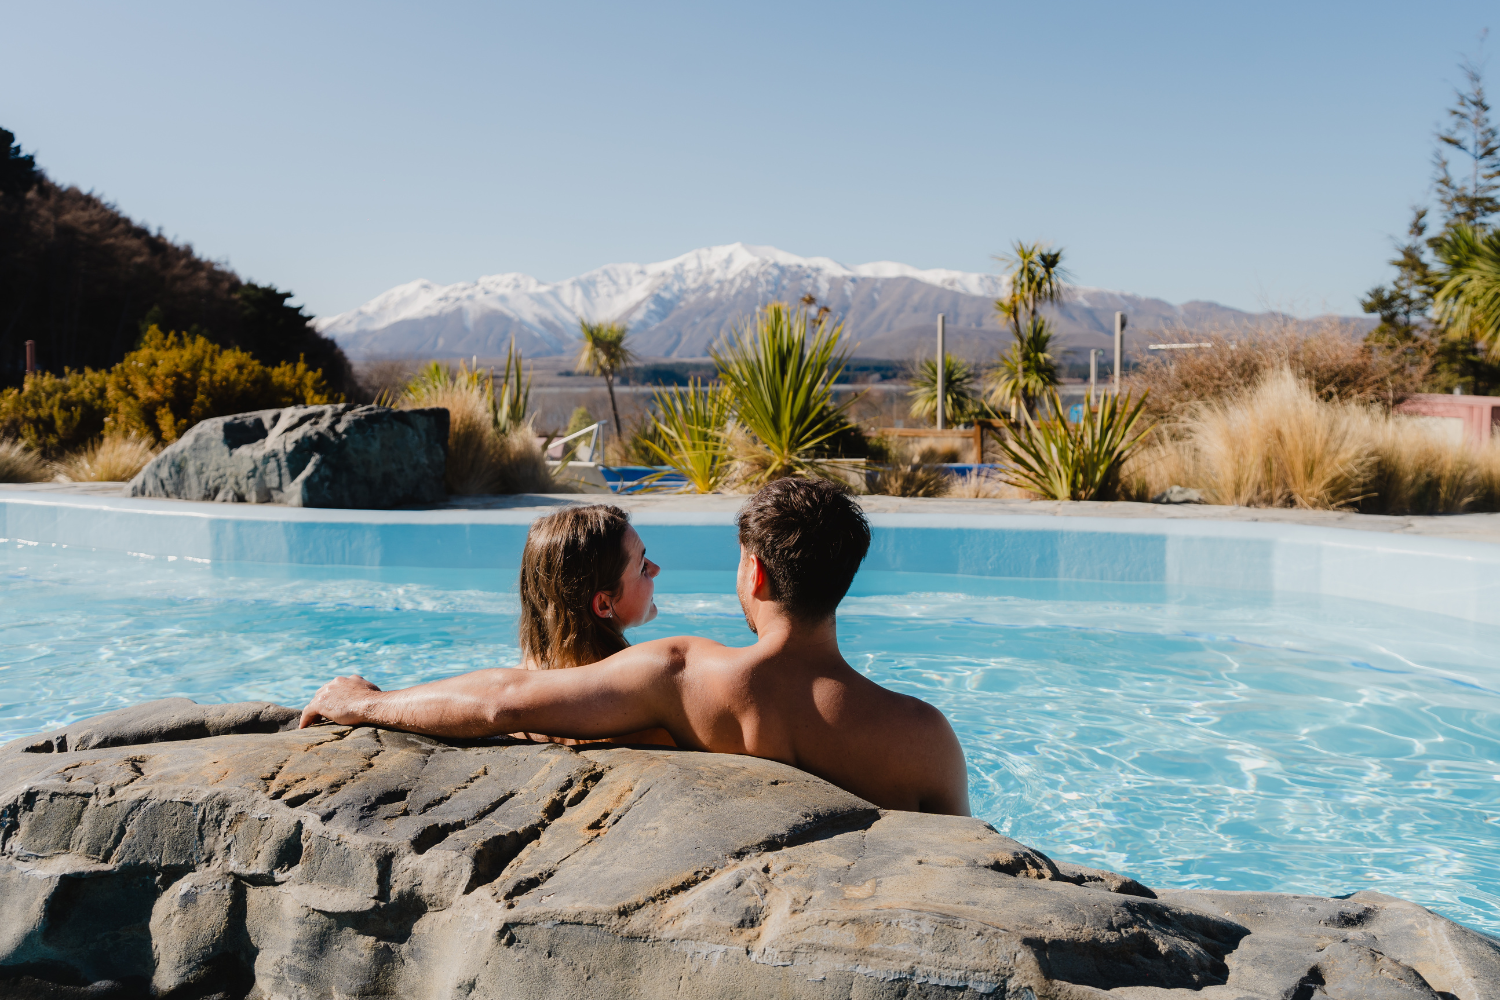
[0,127,356,397]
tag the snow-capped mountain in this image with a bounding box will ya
[317,243,1260,361]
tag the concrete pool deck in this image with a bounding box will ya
[7,480,1500,545]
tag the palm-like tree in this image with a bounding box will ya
[575,320,636,447]
[909,353,982,424]
[985,316,1059,418]
[992,242,1069,418]
[1434,223,1500,360]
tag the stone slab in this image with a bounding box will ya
[1,700,1494,999]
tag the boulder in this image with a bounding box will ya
[0,700,1495,1000]
[1151,485,1206,505]
[127,404,448,508]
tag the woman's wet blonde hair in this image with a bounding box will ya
[518,504,633,669]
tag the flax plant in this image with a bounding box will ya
[711,303,862,486]
[640,379,735,493]
[999,388,1154,501]
[495,338,533,432]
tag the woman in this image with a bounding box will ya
[514,503,674,746]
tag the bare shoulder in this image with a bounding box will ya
[895,691,961,746]
[887,691,969,816]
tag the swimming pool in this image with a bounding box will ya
[2,493,1498,937]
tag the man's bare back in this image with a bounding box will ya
[300,480,970,815]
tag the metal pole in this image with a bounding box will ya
[25,340,36,375]
[1112,312,1127,395]
[935,313,946,430]
[1088,349,1100,404]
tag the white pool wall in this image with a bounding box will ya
[3,492,1498,626]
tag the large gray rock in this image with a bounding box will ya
[127,404,448,508]
[0,700,1495,999]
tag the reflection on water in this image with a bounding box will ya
[3,542,1498,935]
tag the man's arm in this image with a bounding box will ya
[299,637,711,740]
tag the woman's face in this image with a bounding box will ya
[597,525,659,628]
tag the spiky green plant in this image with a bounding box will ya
[576,320,635,442]
[1434,223,1500,360]
[495,337,532,431]
[640,379,735,493]
[908,353,983,425]
[986,315,1060,418]
[999,388,1154,501]
[711,303,862,485]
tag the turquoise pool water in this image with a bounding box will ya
[3,540,1498,935]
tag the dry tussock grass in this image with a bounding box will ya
[53,433,158,483]
[408,380,555,494]
[405,382,554,494]
[1125,318,1428,421]
[0,438,49,482]
[947,469,1034,499]
[869,447,953,498]
[1125,367,1500,513]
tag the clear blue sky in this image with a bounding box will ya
[2,2,1493,319]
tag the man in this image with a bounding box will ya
[301,478,970,816]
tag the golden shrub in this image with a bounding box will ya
[0,368,111,456]
[0,326,334,456]
[107,327,332,445]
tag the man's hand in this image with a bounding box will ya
[300,674,383,729]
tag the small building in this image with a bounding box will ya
[1395,394,1500,449]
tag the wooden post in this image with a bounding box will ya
[972,423,983,463]
[1112,312,1127,395]
[24,340,36,375]
[935,313,946,430]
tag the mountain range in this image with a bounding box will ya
[317,244,1352,362]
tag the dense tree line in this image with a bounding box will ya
[0,127,357,396]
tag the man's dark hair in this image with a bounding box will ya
[736,477,871,621]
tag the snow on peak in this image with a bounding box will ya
[316,243,1024,342]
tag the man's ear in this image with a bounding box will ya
[748,553,773,601]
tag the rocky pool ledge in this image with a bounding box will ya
[1,699,1496,999]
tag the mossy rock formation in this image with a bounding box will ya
[0,700,1495,999]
